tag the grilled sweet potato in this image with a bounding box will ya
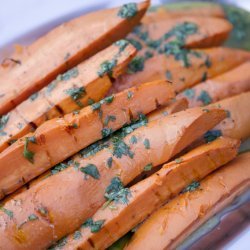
[127,152,250,250]
[0,108,226,249]
[178,61,250,107]
[0,1,149,115]
[60,137,239,250]
[0,80,174,198]
[0,41,136,152]
[111,47,250,94]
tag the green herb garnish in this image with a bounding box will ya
[82,218,105,233]
[127,56,145,73]
[80,164,100,179]
[107,157,113,168]
[130,135,137,144]
[0,206,13,218]
[175,158,183,164]
[104,115,116,126]
[204,130,222,143]
[197,90,212,105]
[143,138,150,149]
[23,136,37,163]
[28,214,38,221]
[144,163,153,171]
[65,86,85,102]
[0,114,9,130]
[104,177,131,205]
[73,231,82,240]
[102,128,113,138]
[98,59,117,77]
[51,162,69,175]
[183,88,195,99]
[182,181,200,193]
[29,92,39,101]
[118,3,137,19]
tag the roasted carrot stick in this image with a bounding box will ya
[59,137,239,250]
[127,152,250,250]
[0,1,149,115]
[110,47,250,94]
[0,107,226,249]
[178,61,250,107]
[0,41,136,153]
[142,2,225,24]
[0,80,174,199]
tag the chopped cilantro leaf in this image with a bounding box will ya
[82,218,105,233]
[143,138,150,149]
[0,206,13,218]
[91,102,101,110]
[118,3,137,19]
[204,130,222,143]
[183,89,195,99]
[197,90,212,105]
[0,114,9,130]
[23,136,37,163]
[106,157,113,168]
[126,38,142,51]
[130,135,137,144]
[80,164,100,179]
[112,137,134,159]
[144,163,153,171]
[73,231,82,240]
[101,95,114,104]
[181,181,200,193]
[127,56,145,73]
[114,39,130,52]
[51,162,69,175]
[104,177,131,205]
[104,115,116,126]
[29,92,39,101]
[28,214,38,221]
[102,128,113,138]
[65,86,85,102]
[175,158,183,164]
[98,59,117,77]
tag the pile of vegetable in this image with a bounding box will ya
[0,1,249,249]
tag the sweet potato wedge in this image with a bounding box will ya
[60,137,239,250]
[142,2,225,24]
[129,16,232,51]
[178,61,250,107]
[210,92,250,140]
[0,41,136,152]
[0,80,174,198]
[110,47,250,94]
[0,107,226,249]
[127,152,250,250]
[0,1,149,115]
[148,98,188,122]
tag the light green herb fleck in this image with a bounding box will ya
[144,163,153,171]
[182,181,200,193]
[175,158,183,164]
[28,214,38,221]
[0,206,13,219]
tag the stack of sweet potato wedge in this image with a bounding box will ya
[0,1,249,250]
